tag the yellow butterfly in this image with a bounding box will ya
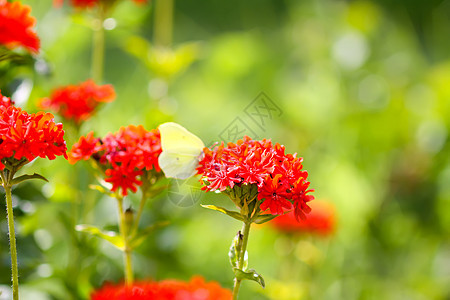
[158,122,205,179]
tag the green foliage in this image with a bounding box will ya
[233,268,265,289]
[201,204,244,221]
[11,173,49,185]
[252,214,278,225]
[1,0,449,299]
[76,224,125,250]
[229,232,243,269]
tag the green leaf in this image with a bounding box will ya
[229,231,249,271]
[249,184,258,199]
[11,173,48,185]
[0,47,30,63]
[252,214,278,224]
[89,184,116,198]
[75,224,124,250]
[129,221,169,249]
[241,198,249,216]
[235,185,242,199]
[124,36,151,63]
[243,251,249,271]
[229,232,242,268]
[234,268,265,288]
[201,204,244,221]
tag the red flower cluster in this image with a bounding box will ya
[53,0,146,9]
[0,0,40,53]
[69,125,161,196]
[197,136,314,220]
[91,276,232,300]
[271,201,336,236]
[39,80,115,124]
[1,92,13,108]
[0,93,67,170]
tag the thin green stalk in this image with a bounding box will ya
[154,0,173,47]
[130,190,148,237]
[91,6,106,83]
[117,197,134,284]
[232,221,251,300]
[2,174,19,300]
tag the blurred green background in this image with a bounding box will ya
[1,0,450,299]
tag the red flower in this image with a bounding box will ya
[69,125,162,196]
[72,0,98,7]
[197,136,314,221]
[270,201,336,236]
[91,276,232,300]
[54,0,146,9]
[0,0,40,53]
[258,174,293,215]
[68,131,101,163]
[0,92,67,170]
[39,80,115,124]
[0,92,13,108]
[104,159,143,196]
[52,0,98,8]
[204,164,241,192]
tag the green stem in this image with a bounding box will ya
[130,190,148,238]
[154,0,173,47]
[2,174,19,300]
[62,124,92,299]
[232,221,251,300]
[91,6,106,83]
[117,197,134,284]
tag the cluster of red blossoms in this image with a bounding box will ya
[53,0,146,9]
[1,92,13,107]
[197,136,314,220]
[69,125,161,196]
[39,80,115,124]
[91,276,231,300]
[0,0,40,53]
[270,200,336,236]
[0,92,67,170]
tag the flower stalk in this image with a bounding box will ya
[0,92,67,300]
[92,5,106,83]
[2,171,19,300]
[130,185,149,238]
[232,221,251,300]
[116,196,134,284]
[70,126,165,285]
[0,160,40,300]
[154,0,173,47]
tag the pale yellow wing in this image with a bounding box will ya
[158,122,205,179]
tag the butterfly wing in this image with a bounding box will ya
[158,151,200,179]
[158,122,205,179]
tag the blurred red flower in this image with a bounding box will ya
[0,0,40,53]
[0,92,67,170]
[91,276,232,300]
[270,201,336,236]
[53,0,147,9]
[1,92,13,108]
[71,0,98,8]
[52,0,98,8]
[197,136,314,220]
[39,79,115,124]
[69,125,161,196]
